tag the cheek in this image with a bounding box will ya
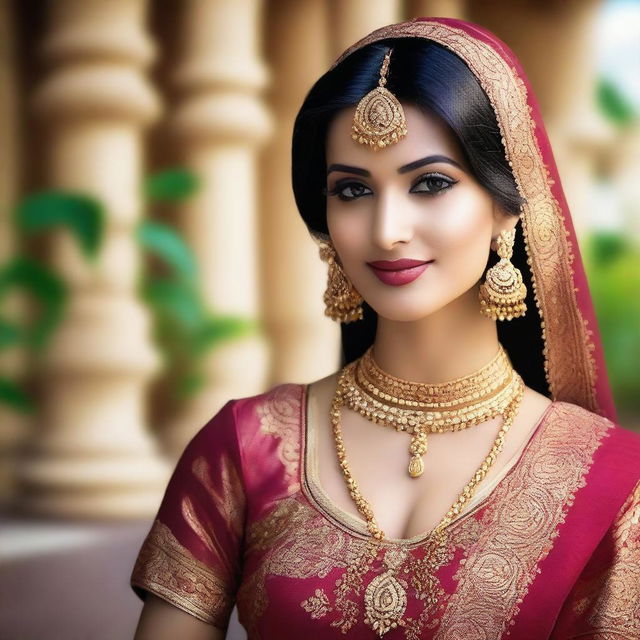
[327,207,364,260]
[427,189,493,258]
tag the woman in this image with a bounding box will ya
[131,17,640,640]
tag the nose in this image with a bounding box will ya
[371,188,413,251]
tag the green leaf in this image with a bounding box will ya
[136,221,198,282]
[141,277,204,331]
[0,257,67,350]
[145,169,200,202]
[0,318,22,349]
[597,77,637,127]
[0,377,34,413]
[176,370,206,397]
[192,314,257,353]
[15,192,105,259]
[586,230,630,268]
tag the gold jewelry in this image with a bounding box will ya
[311,232,364,323]
[330,354,525,637]
[340,343,523,478]
[352,48,407,150]
[479,228,527,321]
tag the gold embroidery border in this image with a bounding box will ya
[257,383,303,495]
[131,519,231,628]
[435,402,613,639]
[330,20,599,413]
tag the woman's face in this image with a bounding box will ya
[325,102,517,323]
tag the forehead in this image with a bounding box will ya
[326,102,464,167]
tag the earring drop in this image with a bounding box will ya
[479,228,527,321]
[311,232,364,323]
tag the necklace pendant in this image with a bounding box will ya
[364,570,407,637]
[408,454,424,478]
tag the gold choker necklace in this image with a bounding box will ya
[330,343,525,637]
[339,343,524,478]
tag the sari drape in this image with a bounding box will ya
[131,16,640,639]
[131,384,640,638]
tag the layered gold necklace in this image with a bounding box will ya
[330,343,525,637]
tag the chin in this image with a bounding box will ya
[366,298,444,323]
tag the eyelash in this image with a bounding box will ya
[324,173,457,201]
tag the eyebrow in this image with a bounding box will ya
[326,154,463,177]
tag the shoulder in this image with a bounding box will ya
[547,400,640,484]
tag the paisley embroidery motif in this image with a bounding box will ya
[131,520,232,627]
[257,384,303,494]
[435,402,612,639]
[238,401,611,639]
[569,479,640,637]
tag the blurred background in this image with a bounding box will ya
[0,0,638,638]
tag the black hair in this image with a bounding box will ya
[291,38,549,397]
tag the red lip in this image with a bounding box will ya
[367,258,432,271]
[368,262,433,286]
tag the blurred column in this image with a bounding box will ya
[260,0,341,386]
[328,0,402,55]
[0,0,28,507]
[18,0,169,518]
[164,0,271,457]
[471,0,611,240]
[407,0,468,19]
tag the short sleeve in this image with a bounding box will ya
[550,478,640,639]
[130,399,246,630]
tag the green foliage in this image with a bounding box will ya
[0,377,33,413]
[0,257,67,352]
[585,231,640,415]
[16,192,105,259]
[137,169,256,403]
[0,168,256,414]
[597,77,637,127]
[136,221,198,283]
[145,169,200,202]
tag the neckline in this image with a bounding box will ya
[300,381,556,547]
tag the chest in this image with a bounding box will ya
[313,404,536,540]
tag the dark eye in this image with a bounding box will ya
[326,181,373,202]
[411,173,456,195]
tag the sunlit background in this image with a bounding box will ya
[0,1,638,639]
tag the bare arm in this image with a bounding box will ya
[134,594,226,640]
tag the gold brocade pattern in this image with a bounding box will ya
[131,520,232,627]
[330,20,600,414]
[182,452,245,583]
[237,401,611,638]
[571,479,640,637]
[192,454,244,540]
[257,384,302,494]
[434,402,612,639]
[238,496,369,637]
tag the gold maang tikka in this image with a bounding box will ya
[479,228,527,321]
[352,48,407,150]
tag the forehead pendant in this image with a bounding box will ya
[352,48,407,150]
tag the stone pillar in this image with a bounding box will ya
[163,0,271,457]
[260,0,341,386]
[407,0,468,19]
[328,0,402,55]
[18,0,169,518]
[471,0,607,240]
[0,0,28,507]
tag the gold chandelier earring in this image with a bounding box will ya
[479,228,527,321]
[311,232,364,323]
